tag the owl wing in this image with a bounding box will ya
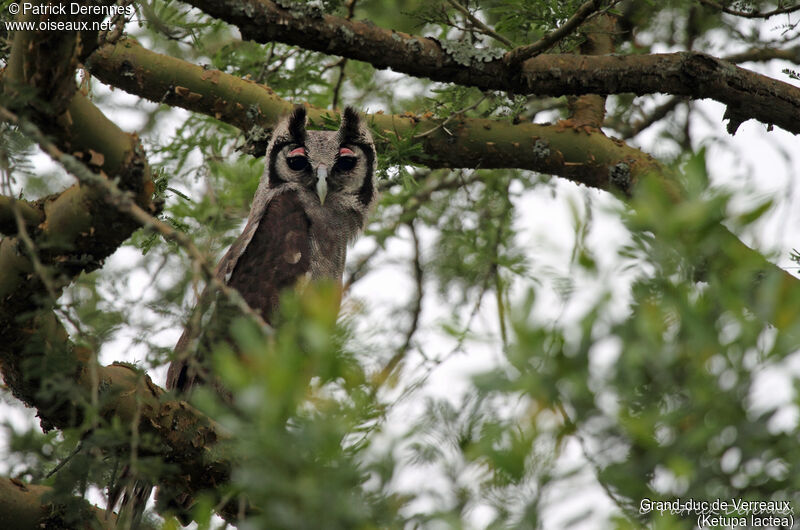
[166,190,312,393]
[226,190,311,320]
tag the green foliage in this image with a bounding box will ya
[375,127,427,169]
[136,0,233,60]
[429,171,527,303]
[187,284,401,529]
[1,420,62,481]
[0,123,36,184]
[469,151,800,527]
[485,0,589,48]
[0,122,72,198]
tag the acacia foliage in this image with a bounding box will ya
[1,0,799,528]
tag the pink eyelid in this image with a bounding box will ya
[288,147,306,156]
[339,147,355,156]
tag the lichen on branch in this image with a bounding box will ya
[182,0,800,134]
[87,39,663,192]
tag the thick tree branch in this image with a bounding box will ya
[182,0,800,134]
[565,13,618,128]
[0,0,156,321]
[0,107,254,525]
[0,90,155,309]
[1,106,269,334]
[2,15,156,435]
[698,0,800,19]
[4,0,116,117]
[87,39,665,193]
[0,8,144,298]
[0,1,236,520]
[608,41,800,138]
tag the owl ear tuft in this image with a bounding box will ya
[339,106,364,143]
[288,106,307,144]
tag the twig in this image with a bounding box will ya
[446,0,513,48]
[698,0,800,19]
[258,47,300,85]
[256,42,277,84]
[606,96,684,139]
[494,270,508,347]
[379,263,492,407]
[344,169,485,294]
[342,244,381,294]
[97,0,135,48]
[331,59,349,110]
[556,402,642,522]
[376,221,424,384]
[12,203,60,302]
[138,0,188,41]
[45,440,85,478]
[414,93,489,139]
[321,57,348,74]
[503,0,615,65]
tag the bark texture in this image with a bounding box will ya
[183,0,800,134]
[88,39,665,193]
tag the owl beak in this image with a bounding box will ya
[315,166,328,205]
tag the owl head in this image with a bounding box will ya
[260,106,377,212]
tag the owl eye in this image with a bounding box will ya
[335,157,357,171]
[287,156,309,171]
[286,147,309,171]
[336,148,357,171]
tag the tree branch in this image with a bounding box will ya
[446,0,513,48]
[609,40,800,138]
[0,102,269,522]
[565,13,619,128]
[698,0,800,19]
[0,91,155,316]
[85,40,800,339]
[0,106,269,335]
[610,96,686,138]
[0,476,136,530]
[725,45,800,64]
[181,0,800,134]
[87,39,666,193]
[376,221,424,386]
[0,0,156,327]
[0,2,237,520]
[503,0,613,64]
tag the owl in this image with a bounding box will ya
[113,107,376,528]
[166,106,377,394]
